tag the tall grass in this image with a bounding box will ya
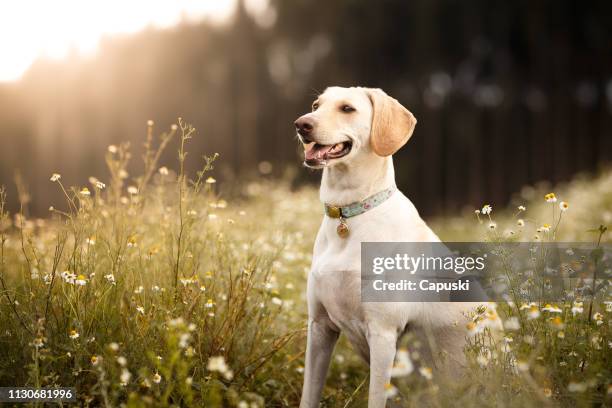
[0,119,609,407]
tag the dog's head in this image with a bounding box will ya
[294,86,417,168]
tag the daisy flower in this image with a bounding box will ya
[390,348,414,377]
[544,193,557,203]
[69,329,80,339]
[152,372,161,384]
[419,366,433,380]
[559,201,569,211]
[542,304,562,313]
[384,383,398,398]
[50,173,61,182]
[481,204,492,215]
[75,274,87,286]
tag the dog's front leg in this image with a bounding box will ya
[299,318,339,408]
[367,330,398,408]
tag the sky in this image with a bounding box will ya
[0,0,238,82]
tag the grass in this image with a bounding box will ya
[0,119,610,407]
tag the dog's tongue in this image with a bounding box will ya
[305,143,335,161]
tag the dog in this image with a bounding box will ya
[294,87,476,407]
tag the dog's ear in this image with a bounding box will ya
[365,88,417,156]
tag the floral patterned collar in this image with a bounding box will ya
[324,186,397,220]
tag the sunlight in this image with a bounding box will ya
[0,0,236,82]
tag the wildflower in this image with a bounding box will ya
[605,301,612,312]
[520,302,536,310]
[199,285,206,292]
[541,224,551,232]
[516,360,529,372]
[488,222,497,230]
[49,206,54,212]
[504,317,520,331]
[152,285,161,292]
[108,342,119,351]
[186,377,193,385]
[140,378,151,388]
[207,356,230,376]
[544,193,557,203]
[119,169,128,179]
[476,353,490,368]
[559,201,569,211]
[542,304,562,313]
[136,306,145,315]
[271,297,283,306]
[481,204,492,215]
[105,274,116,285]
[108,145,118,154]
[543,388,552,398]
[208,214,218,220]
[50,173,61,182]
[117,356,127,366]
[120,369,131,385]
[86,236,96,245]
[134,286,144,294]
[593,312,604,325]
[549,316,565,329]
[80,187,91,196]
[384,383,398,398]
[206,177,216,184]
[179,333,190,349]
[518,205,526,211]
[127,186,138,195]
[75,274,87,286]
[127,236,137,248]
[69,329,80,339]
[147,120,154,127]
[152,372,161,384]
[159,166,169,176]
[91,355,99,366]
[61,271,76,284]
[391,349,414,377]
[95,181,106,189]
[567,382,587,392]
[33,337,44,348]
[419,366,433,380]
[205,299,215,308]
[557,331,565,339]
[171,124,178,131]
[474,209,480,215]
[517,219,525,227]
[527,305,540,320]
[571,301,584,315]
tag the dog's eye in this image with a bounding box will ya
[341,105,355,113]
[312,103,319,111]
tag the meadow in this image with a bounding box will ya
[0,120,610,407]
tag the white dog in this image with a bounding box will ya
[295,87,475,407]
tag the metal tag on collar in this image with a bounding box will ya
[326,205,342,219]
[336,217,349,238]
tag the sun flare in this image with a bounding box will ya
[0,0,236,82]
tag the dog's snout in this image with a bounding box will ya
[294,116,315,140]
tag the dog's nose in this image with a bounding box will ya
[294,116,314,140]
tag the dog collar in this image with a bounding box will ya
[324,186,396,238]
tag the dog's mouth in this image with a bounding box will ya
[303,141,352,167]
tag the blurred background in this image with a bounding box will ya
[1,0,611,216]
